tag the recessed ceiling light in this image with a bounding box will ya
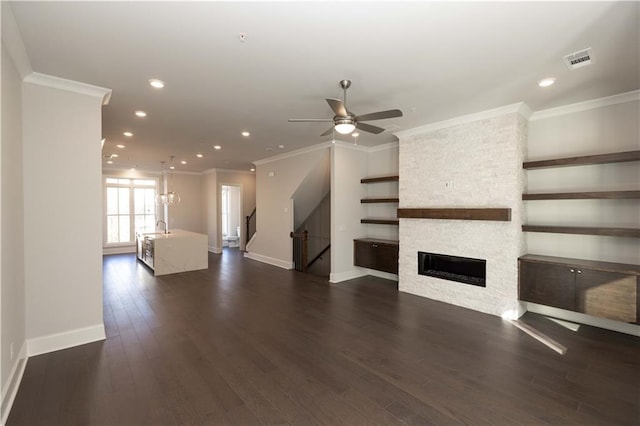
[538,78,556,87]
[266,147,274,152]
[111,154,119,158]
[278,144,284,149]
[169,165,175,170]
[148,79,165,89]
[250,168,255,172]
[117,144,125,149]
[181,160,187,165]
[107,160,113,164]
[135,110,147,117]
[123,131,133,137]
[196,154,203,158]
[213,145,221,150]
[241,131,250,137]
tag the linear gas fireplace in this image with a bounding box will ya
[418,252,486,287]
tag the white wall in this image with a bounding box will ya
[167,172,204,234]
[22,74,109,353]
[397,108,527,318]
[248,145,330,268]
[203,170,219,252]
[1,38,26,419]
[292,150,330,230]
[527,95,640,264]
[330,143,368,282]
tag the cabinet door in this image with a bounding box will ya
[519,261,576,311]
[376,243,399,274]
[354,241,376,269]
[576,269,638,324]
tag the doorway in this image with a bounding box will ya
[221,184,242,250]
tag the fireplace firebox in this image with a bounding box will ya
[418,251,486,287]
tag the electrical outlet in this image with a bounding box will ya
[444,181,454,189]
[10,342,14,361]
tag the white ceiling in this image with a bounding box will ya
[9,1,639,173]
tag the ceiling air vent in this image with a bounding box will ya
[563,47,594,70]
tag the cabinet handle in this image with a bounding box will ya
[577,270,582,274]
[372,244,378,248]
[570,269,575,273]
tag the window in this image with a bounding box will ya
[105,177,157,245]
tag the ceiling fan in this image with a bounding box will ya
[289,80,402,138]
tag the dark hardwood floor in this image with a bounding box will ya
[8,249,640,425]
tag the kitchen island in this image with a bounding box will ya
[136,229,208,276]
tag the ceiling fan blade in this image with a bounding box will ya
[320,127,334,137]
[356,122,385,134]
[356,109,403,121]
[288,118,333,122]
[326,98,348,117]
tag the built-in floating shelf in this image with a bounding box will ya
[361,197,400,203]
[523,150,640,170]
[360,175,399,184]
[397,208,511,222]
[522,190,640,200]
[522,225,640,238]
[361,218,399,225]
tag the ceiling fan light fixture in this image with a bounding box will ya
[334,118,356,134]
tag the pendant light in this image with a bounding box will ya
[165,156,181,206]
[155,158,181,206]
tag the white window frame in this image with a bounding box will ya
[103,176,160,247]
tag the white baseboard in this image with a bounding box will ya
[1,342,27,426]
[368,269,399,281]
[208,245,222,254]
[103,245,135,255]
[329,268,369,283]
[245,233,257,251]
[243,252,292,269]
[27,323,106,357]
[526,302,640,337]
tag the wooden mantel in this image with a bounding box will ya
[397,208,512,222]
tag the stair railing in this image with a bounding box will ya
[289,230,308,272]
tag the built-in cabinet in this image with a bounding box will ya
[354,238,399,274]
[519,255,640,324]
[355,175,399,273]
[519,150,640,324]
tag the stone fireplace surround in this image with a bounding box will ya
[396,104,529,318]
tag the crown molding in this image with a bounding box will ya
[397,102,531,138]
[216,168,256,175]
[24,72,112,105]
[102,168,161,176]
[368,141,400,152]
[1,2,33,79]
[202,167,255,175]
[530,90,640,121]
[254,138,400,166]
[253,141,333,166]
